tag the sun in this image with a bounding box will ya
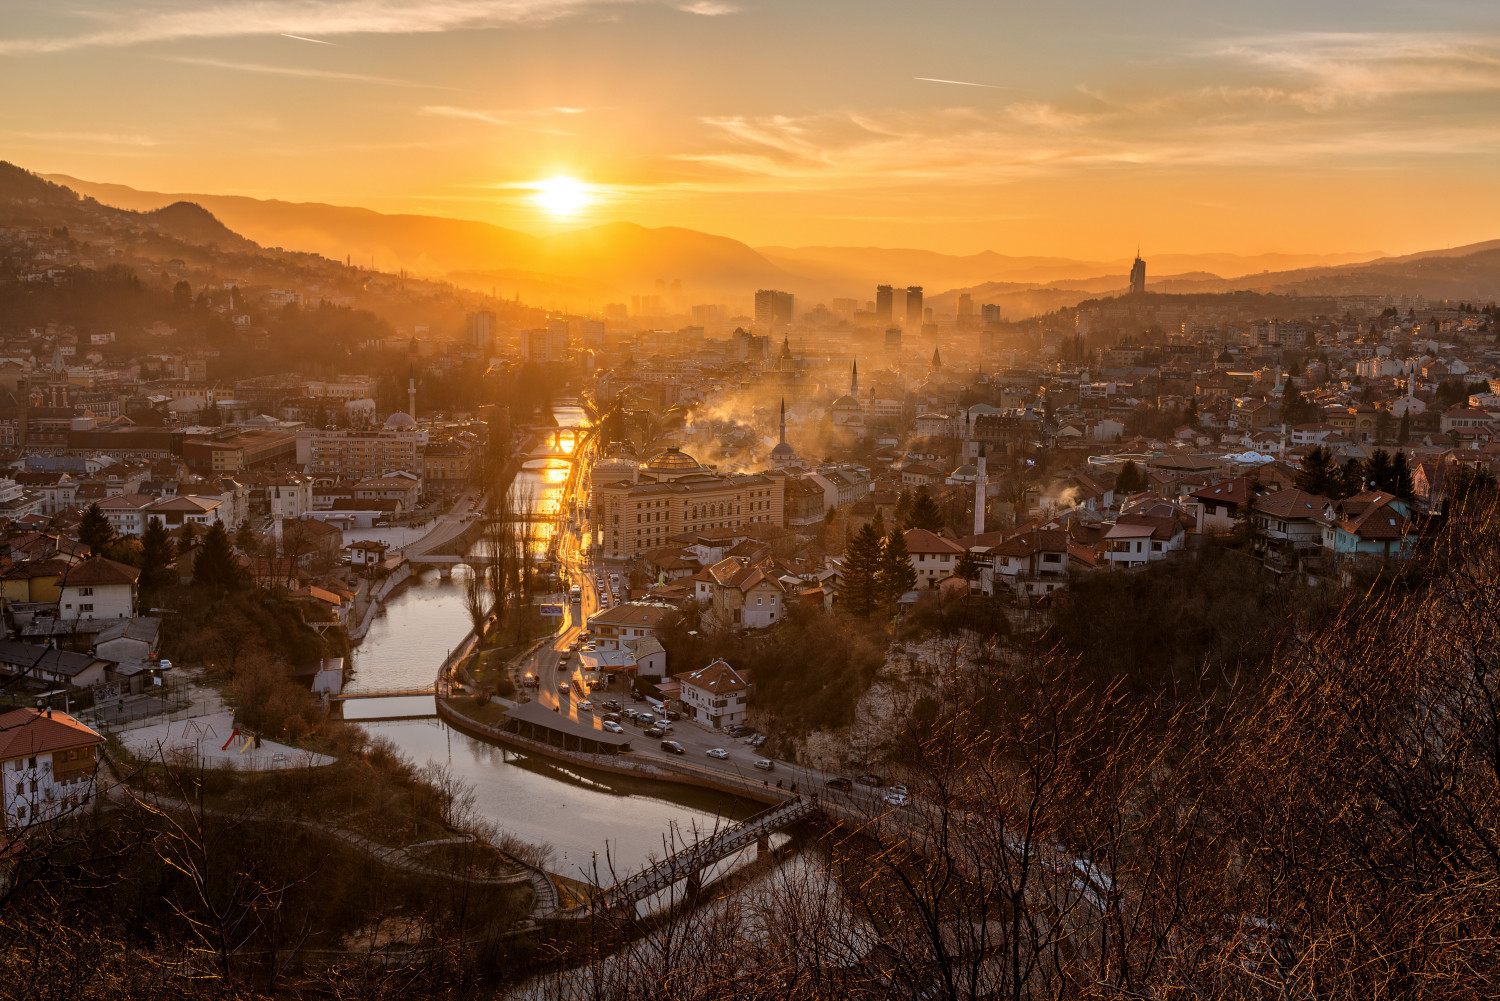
[530,176,591,218]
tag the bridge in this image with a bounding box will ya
[329,682,451,701]
[589,797,818,911]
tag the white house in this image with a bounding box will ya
[1103,514,1186,569]
[57,556,139,620]
[673,659,750,730]
[0,707,104,829]
[904,528,963,586]
[144,494,229,529]
[97,493,158,537]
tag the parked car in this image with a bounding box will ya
[157,658,174,671]
[603,700,623,713]
[652,719,673,731]
[749,734,767,748]
[855,774,884,787]
[601,720,624,734]
[706,748,729,760]
[827,777,853,792]
[576,700,593,712]
[660,740,685,754]
[664,710,683,721]
[725,724,749,737]
[645,727,665,738]
[753,759,774,771]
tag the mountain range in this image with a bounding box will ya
[31,168,1500,314]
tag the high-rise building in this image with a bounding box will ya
[981,303,1002,325]
[957,293,973,319]
[1130,253,1146,295]
[876,285,894,325]
[905,286,924,329]
[465,310,495,355]
[754,289,795,329]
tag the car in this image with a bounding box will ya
[827,777,853,792]
[558,659,569,671]
[576,700,593,711]
[558,682,570,694]
[753,758,775,771]
[883,790,909,807]
[887,783,909,797]
[725,725,749,737]
[601,720,624,734]
[749,734,767,748]
[664,710,683,721]
[567,640,581,652]
[706,748,729,760]
[643,727,664,738]
[603,700,623,712]
[855,774,884,787]
[652,719,673,731]
[661,740,685,754]
[157,658,174,671]
[602,712,622,723]
[634,713,656,726]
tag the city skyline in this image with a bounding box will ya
[4,0,1500,257]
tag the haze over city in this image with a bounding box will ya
[2,1,1500,998]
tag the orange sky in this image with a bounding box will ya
[4,1,1500,256]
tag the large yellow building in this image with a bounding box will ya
[594,447,785,558]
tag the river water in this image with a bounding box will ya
[338,405,758,878]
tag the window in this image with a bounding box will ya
[80,604,93,613]
[78,587,93,596]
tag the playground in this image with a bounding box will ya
[118,711,337,771]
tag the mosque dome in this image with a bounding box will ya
[646,446,702,472]
[384,411,417,429]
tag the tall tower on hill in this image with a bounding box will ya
[1130,251,1146,295]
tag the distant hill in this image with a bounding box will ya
[146,201,252,250]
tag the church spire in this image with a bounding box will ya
[931,345,942,370]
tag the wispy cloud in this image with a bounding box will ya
[280,33,335,44]
[0,0,734,56]
[914,77,1005,90]
[3,129,160,147]
[420,104,593,134]
[165,55,454,88]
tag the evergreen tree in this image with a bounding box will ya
[193,523,246,595]
[1281,378,1319,425]
[140,517,176,596]
[1231,474,1265,549]
[180,522,198,551]
[894,488,913,528]
[841,522,884,617]
[1366,449,1397,495]
[1373,410,1392,445]
[878,529,918,610]
[78,503,114,556]
[1336,460,1366,499]
[234,521,259,556]
[1397,410,1412,446]
[1184,397,1199,427]
[1390,451,1415,500]
[870,509,887,540]
[1115,459,1146,495]
[1294,446,1340,497]
[953,548,984,588]
[905,486,945,532]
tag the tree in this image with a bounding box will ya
[200,401,222,426]
[1184,396,1199,427]
[1281,377,1319,425]
[878,529,918,610]
[1373,409,1392,445]
[894,488,913,528]
[140,517,176,597]
[953,547,984,588]
[841,522,884,617]
[78,503,114,556]
[1397,410,1412,445]
[1366,449,1397,495]
[1114,459,1146,495]
[192,523,246,595]
[1336,459,1366,498]
[905,486,945,533]
[233,521,258,556]
[1389,451,1415,500]
[1294,446,1340,497]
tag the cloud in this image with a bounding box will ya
[420,104,592,134]
[0,0,628,55]
[280,32,335,44]
[2,129,160,147]
[914,77,1005,90]
[165,55,453,88]
[677,1,738,14]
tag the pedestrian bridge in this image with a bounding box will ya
[591,797,819,911]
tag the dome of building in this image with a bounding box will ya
[770,441,797,458]
[646,446,701,472]
[384,411,417,429]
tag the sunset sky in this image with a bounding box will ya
[4,0,1500,257]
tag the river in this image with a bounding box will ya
[338,405,759,878]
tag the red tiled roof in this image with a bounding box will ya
[0,708,102,760]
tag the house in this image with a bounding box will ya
[144,494,228,529]
[96,493,159,537]
[92,617,162,663]
[673,659,750,730]
[0,558,72,604]
[0,641,113,689]
[1189,476,1262,534]
[57,557,140,620]
[1252,488,1331,571]
[585,601,677,650]
[1321,491,1418,559]
[1103,513,1186,569]
[692,556,786,629]
[346,540,389,568]
[0,707,104,828]
[353,472,422,512]
[982,528,1097,598]
[904,528,964,586]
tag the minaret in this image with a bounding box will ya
[1407,368,1416,400]
[850,360,859,397]
[778,398,787,446]
[407,364,417,417]
[931,346,942,371]
[974,443,987,537]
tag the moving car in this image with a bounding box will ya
[602,712,622,723]
[855,774,884,787]
[644,727,665,738]
[576,700,593,711]
[652,719,673,731]
[660,740,685,754]
[603,700,623,713]
[883,790,908,807]
[601,720,624,734]
[753,759,774,771]
[826,777,853,792]
[558,682,570,694]
[706,748,729,760]
[558,658,569,671]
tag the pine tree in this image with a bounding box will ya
[878,529,918,610]
[1294,446,1339,497]
[1281,378,1315,425]
[234,521,259,556]
[953,548,984,588]
[1115,460,1146,495]
[841,522,884,617]
[1336,460,1366,499]
[1390,451,1415,500]
[1397,411,1412,446]
[78,503,114,556]
[1366,449,1397,495]
[193,523,246,595]
[894,488,913,529]
[906,486,945,532]
[1184,397,1199,427]
[140,517,176,596]
[1373,410,1392,445]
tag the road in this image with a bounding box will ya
[399,488,480,559]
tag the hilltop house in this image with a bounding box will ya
[673,659,750,730]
